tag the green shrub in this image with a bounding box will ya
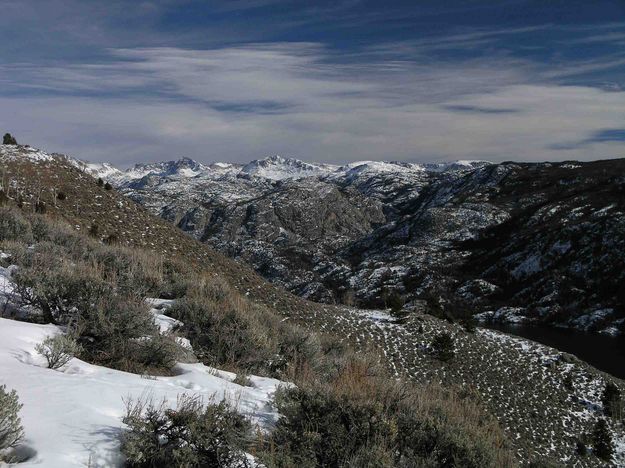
[257,359,508,468]
[260,386,395,468]
[2,133,17,145]
[461,317,477,333]
[160,259,192,299]
[0,209,33,244]
[592,418,613,462]
[575,439,587,457]
[168,282,276,372]
[129,334,179,372]
[386,290,404,315]
[13,252,113,324]
[76,295,173,373]
[34,201,46,214]
[344,444,395,468]
[431,332,455,362]
[35,334,82,369]
[602,381,623,419]
[121,395,251,468]
[0,385,23,457]
[88,224,99,237]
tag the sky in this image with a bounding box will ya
[1,0,625,166]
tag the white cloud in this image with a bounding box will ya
[1,43,624,165]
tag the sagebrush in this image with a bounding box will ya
[0,385,23,457]
[35,334,82,369]
[121,395,251,468]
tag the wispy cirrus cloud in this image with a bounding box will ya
[1,1,625,165]
[1,41,624,166]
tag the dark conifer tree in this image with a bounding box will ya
[2,133,17,145]
[592,419,613,462]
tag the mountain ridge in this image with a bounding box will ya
[4,145,624,337]
[79,150,625,337]
[82,153,492,183]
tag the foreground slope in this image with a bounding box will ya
[0,315,281,467]
[2,144,624,465]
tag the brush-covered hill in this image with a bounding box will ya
[0,144,316,316]
[1,143,625,466]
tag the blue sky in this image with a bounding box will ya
[1,0,625,165]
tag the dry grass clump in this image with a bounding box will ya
[166,275,340,379]
[255,356,516,468]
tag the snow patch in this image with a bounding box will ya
[0,317,284,468]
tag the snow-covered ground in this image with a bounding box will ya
[0,262,284,467]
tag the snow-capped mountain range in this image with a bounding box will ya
[82,154,489,184]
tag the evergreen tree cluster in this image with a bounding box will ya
[2,133,17,145]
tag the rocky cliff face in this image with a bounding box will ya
[94,154,625,334]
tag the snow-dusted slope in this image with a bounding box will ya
[81,162,124,180]
[0,145,56,163]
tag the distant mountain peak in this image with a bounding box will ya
[240,155,338,180]
[125,157,208,180]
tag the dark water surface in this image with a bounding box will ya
[483,322,625,379]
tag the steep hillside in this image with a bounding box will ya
[459,161,625,330]
[0,145,317,316]
[2,143,625,466]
